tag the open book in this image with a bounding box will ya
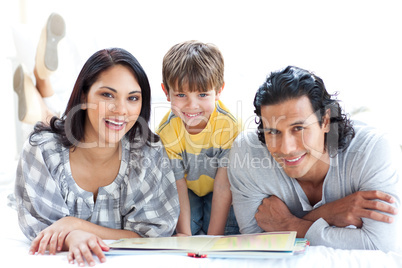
[106,231,309,258]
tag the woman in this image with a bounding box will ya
[14,48,180,266]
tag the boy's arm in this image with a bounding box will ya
[208,167,232,235]
[175,178,192,236]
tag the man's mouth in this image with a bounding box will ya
[282,153,306,165]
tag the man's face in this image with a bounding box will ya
[260,96,330,181]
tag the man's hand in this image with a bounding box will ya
[304,190,398,228]
[255,196,312,237]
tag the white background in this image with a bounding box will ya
[1,0,401,179]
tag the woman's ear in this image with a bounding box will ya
[81,95,87,110]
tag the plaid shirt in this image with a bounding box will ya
[15,132,179,241]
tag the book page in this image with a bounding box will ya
[205,232,296,252]
[109,236,216,252]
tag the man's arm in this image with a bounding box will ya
[208,167,232,235]
[255,192,398,238]
[255,196,313,237]
[302,191,397,227]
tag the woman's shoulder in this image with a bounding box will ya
[125,137,165,161]
[23,131,67,168]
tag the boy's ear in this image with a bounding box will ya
[215,83,225,100]
[161,83,170,101]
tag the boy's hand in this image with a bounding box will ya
[208,167,232,235]
[175,178,192,236]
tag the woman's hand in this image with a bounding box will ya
[65,230,109,266]
[29,216,83,255]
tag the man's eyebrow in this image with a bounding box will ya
[101,86,141,94]
[289,120,306,126]
[262,127,278,132]
[262,120,306,132]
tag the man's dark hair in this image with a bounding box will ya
[253,66,355,157]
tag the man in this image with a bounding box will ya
[228,66,401,252]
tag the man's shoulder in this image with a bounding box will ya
[232,130,266,153]
[345,121,390,153]
[338,120,400,168]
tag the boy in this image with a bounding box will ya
[157,40,241,236]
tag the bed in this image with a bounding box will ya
[1,171,401,268]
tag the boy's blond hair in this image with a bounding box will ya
[162,40,224,93]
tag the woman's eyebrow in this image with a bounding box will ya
[101,86,141,94]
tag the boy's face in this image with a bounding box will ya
[162,83,223,134]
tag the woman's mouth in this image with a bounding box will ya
[104,119,126,130]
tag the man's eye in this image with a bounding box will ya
[265,129,280,135]
[294,126,304,131]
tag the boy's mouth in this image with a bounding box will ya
[183,112,203,118]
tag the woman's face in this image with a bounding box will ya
[82,64,142,147]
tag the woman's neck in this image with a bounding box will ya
[72,142,122,166]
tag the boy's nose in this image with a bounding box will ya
[186,98,199,109]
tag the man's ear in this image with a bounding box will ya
[161,83,170,101]
[215,83,225,101]
[322,109,331,132]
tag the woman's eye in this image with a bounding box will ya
[102,92,113,98]
[129,96,139,101]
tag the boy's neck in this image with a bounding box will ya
[184,119,209,135]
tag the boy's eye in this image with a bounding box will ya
[176,94,186,98]
[199,93,208,97]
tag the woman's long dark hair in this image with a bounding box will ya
[30,47,159,147]
[254,66,355,157]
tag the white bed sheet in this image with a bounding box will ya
[1,176,401,268]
